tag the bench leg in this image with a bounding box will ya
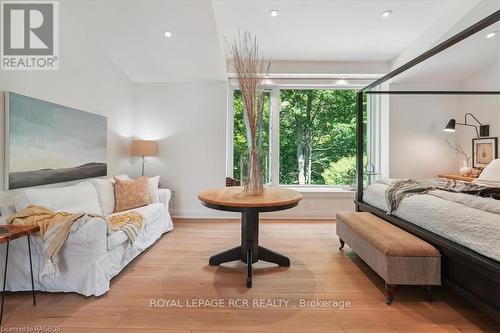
[338,238,345,250]
[424,285,433,302]
[385,283,396,305]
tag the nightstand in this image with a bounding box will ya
[438,174,478,182]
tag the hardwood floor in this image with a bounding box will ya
[2,219,498,332]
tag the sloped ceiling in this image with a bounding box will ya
[68,0,227,82]
[391,20,500,86]
[67,0,484,83]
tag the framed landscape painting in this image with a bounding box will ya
[5,92,107,189]
[472,137,498,169]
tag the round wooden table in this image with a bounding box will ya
[198,186,303,287]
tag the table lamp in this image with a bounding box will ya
[131,140,158,176]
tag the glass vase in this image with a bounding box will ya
[240,148,268,195]
[459,160,472,176]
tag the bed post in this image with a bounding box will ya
[356,91,364,211]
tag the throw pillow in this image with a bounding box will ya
[18,181,103,215]
[473,159,500,187]
[114,176,150,212]
[477,159,500,182]
[148,176,160,203]
[91,174,130,216]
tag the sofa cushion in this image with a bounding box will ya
[15,181,102,216]
[91,174,130,216]
[107,203,165,224]
[106,203,166,249]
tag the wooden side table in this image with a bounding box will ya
[0,225,38,325]
[198,187,303,287]
[438,174,478,182]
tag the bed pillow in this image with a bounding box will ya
[114,176,150,212]
[91,174,130,216]
[148,176,160,203]
[474,159,500,187]
[15,181,103,215]
[13,192,31,213]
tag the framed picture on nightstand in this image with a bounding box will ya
[472,137,498,168]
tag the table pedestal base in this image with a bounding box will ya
[208,210,290,287]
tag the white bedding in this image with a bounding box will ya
[364,182,500,261]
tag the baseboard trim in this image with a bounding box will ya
[171,208,347,220]
[173,217,336,223]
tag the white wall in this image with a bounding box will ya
[388,85,460,178]
[132,82,230,218]
[132,82,356,219]
[384,1,500,179]
[456,59,500,161]
[390,59,500,178]
[0,3,134,202]
[0,2,362,220]
[385,64,499,179]
[132,58,395,219]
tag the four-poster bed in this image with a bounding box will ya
[355,10,500,321]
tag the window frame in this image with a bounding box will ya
[226,81,373,188]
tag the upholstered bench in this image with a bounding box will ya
[336,212,441,304]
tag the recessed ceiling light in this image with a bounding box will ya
[163,30,172,38]
[486,32,496,39]
[382,10,392,18]
[336,79,348,85]
[269,9,279,17]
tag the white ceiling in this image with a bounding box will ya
[392,21,500,86]
[68,0,482,82]
[212,0,469,62]
[69,0,227,82]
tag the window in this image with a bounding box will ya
[228,85,367,187]
[232,90,271,181]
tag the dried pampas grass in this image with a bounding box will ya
[230,32,270,195]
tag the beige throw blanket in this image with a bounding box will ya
[6,205,145,277]
[106,212,145,244]
[7,205,90,277]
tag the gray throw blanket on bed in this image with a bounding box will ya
[385,178,494,213]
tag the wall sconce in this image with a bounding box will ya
[444,113,489,138]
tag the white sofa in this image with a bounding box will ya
[0,177,174,296]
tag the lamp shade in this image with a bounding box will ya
[131,140,158,156]
[444,119,456,132]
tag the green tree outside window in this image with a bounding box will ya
[233,89,366,185]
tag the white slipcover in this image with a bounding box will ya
[0,181,173,296]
